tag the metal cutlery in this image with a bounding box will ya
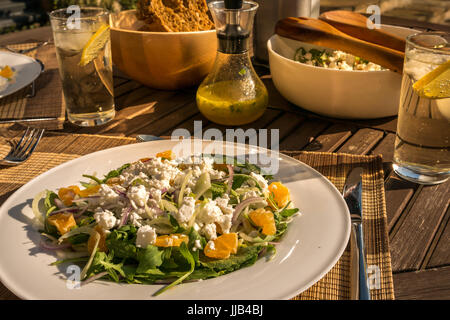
[0,127,45,166]
[343,167,371,300]
[3,41,50,55]
[136,134,164,142]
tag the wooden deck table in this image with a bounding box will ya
[0,17,449,300]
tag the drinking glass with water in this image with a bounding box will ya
[393,32,449,185]
[49,7,115,127]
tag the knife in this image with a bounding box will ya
[343,167,371,300]
[135,134,164,142]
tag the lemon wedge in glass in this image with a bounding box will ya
[412,59,450,99]
[79,24,110,67]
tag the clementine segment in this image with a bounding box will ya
[87,225,108,254]
[58,186,80,206]
[268,182,290,208]
[78,185,101,197]
[156,150,175,160]
[204,233,238,259]
[154,234,189,247]
[249,208,276,236]
[0,65,13,79]
[47,213,77,235]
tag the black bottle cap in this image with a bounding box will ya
[224,0,243,9]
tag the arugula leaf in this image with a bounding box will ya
[279,207,299,218]
[87,251,126,282]
[82,174,102,185]
[136,245,164,274]
[66,233,89,245]
[103,163,131,182]
[232,174,250,190]
[44,191,58,209]
[187,227,205,265]
[153,242,195,296]
[168,214,185,233]
[106,226,138,260]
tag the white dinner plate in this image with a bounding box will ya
[0,51,43,99]
[0,140,351,300]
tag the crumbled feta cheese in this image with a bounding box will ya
[197,200,223,224]
[98,184,121,206]
[206,240,215,250]
[174,196,196,224]
[127,185,149,208]
[216,214,233,234]
[250,172,268,190]
[149,188,162,202]
[128,210,144,227]
[136,225,156,248]
[215,194,234,215]
[94,208,117,230]
[202,223,217,240]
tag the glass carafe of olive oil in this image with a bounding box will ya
[196,0,268,126]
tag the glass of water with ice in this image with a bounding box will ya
[393,32,449,185]
[49,7,115,126]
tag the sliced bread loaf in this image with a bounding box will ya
[136,0,214,32]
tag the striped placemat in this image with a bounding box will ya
[0,132,394,300]
[0,43,65,130]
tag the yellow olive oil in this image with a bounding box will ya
[196,80,268,126]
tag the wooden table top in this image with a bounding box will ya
[0,17,449,300]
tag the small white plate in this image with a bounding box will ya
[0,140,351,300]
[0,51,43,99]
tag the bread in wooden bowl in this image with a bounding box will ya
[136,0,214,32]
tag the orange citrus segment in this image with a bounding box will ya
[0,65,14,79]
[248,208,276,236]
[268,182,290,208]
[154,234,189,247]
[204,233,238,259]
[87,225,108,254]
[58,186,81,206]
[47,213,76,235]
[156,150,175,160]
[78,185,101,198]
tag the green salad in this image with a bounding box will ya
[33,151,299,295]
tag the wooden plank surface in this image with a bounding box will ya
[393,267,450,300]
[1,23,449,300]
[390,181,450,272]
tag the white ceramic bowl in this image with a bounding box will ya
[267,25,416,119]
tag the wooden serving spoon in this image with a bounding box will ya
[319,10,406,53]
[275,17,404,73]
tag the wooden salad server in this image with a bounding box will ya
[319,10,406,53]
[275,17,405,73]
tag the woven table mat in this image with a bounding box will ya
[0,43,65,130]
[0,133,394,300]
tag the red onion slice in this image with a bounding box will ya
[118,206,132,227]
[232,197,266,223]
[40,240,72,251]
[48,207,79,216]
[54,198,66,209]
[73,206,88,218]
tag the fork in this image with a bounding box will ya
[0,128,45,166]
[4,41,50,55]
